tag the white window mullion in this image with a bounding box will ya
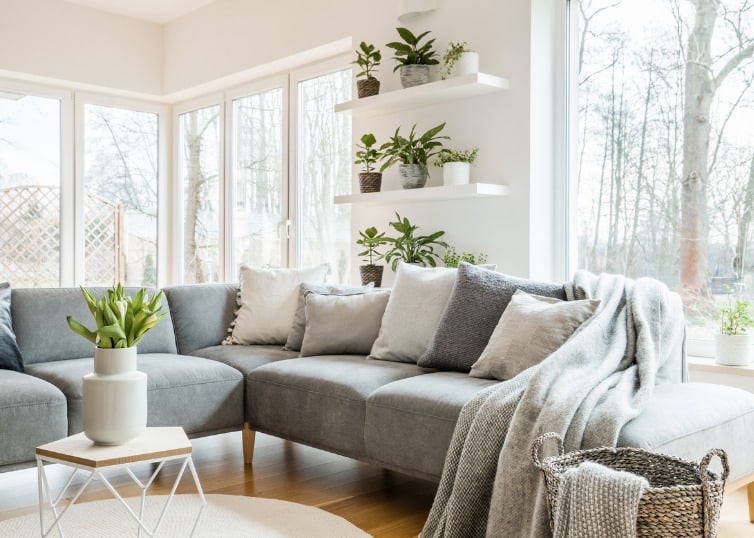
[59,91,75,287]
[72,93,86,286]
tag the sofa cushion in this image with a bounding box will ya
[12,287,177,365]
[0,283,24,372]
[189,344,299,375]
[25,353,243,436]
[618,382,754,482]
[163,284,238,355]
[0,370,68,469]
[247,355,428,457]
[364,372,499,480]
[419,263,567,372]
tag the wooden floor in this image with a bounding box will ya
[0,430,752,537]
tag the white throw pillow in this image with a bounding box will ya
[226,264,328,345]
[368,263,457,363]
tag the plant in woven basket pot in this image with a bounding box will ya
[386,27,439,88]
[354,133,384,193]
[440,41,479,80]
[356,226,390,286]
[384,212,447,271]
[715,288,754,366]
[434,146,479,186]
[67,284,167,445]
[380,122,449,189]
[352,41,382,98]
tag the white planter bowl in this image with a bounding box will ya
[443,162,471,186]
[714,333,753,366]
[453,52,479,77]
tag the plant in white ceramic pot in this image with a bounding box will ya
[67,284,167,445]
[440,41,479,79]
[385,27,439,88]
[435,146,479,186]
[380,123,449,189]
[715,290,754,366]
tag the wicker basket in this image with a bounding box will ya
[531,432,729,538]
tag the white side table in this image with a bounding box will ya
[36,426,206,537]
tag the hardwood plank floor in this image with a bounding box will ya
[0,430,751,537]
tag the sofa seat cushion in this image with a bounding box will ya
[25,353,244,437]
[618,382,754,482]
[0,370,68,469]
[247,356,429,457]
[364,372,499,481]
[190,344,299,375]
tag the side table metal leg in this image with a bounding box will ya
[37,460,96,538]
[187,456,207,537]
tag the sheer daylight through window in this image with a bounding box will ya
[574,0,754,338]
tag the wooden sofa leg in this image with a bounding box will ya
[242,422,256,465]
[748,481,754,523]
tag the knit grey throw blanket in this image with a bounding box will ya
[420,271,685,538]
[553,461,649,538]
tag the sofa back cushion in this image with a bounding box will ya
[163,284,238,355]
[12,287,177,365]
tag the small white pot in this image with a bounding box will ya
[443,162,471,186]
[453,52,479,77]
[714,333,753,366]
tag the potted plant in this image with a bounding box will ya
[380,122,449,189]
[356,226,390,286]
[353,41,382,98]
[354,133,384,193]
[440,41,479,80]
[385,27,439,88]
[435,146,479,186]
[715,291,754,366]
[384,212,448,271]
[67,284,167,445]
[443,246,488,268]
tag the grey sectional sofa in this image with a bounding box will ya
[3,283,754,520]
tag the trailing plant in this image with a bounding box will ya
[384,212,448,270]
[353,41,381,80]
[434,147,479,166]
[354,133,383,173]
[67,284,167,349]
[443,246,488,268]
[385,28,439,71]
[380,123,449,174]
[356,226,390,266]
[720,290,754,336]
[440,41,473,79]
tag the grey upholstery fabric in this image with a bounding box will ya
[163,284,238,355]
[247,355,429,457]
[365,372,498,481]
[26,353,243,436]
[190,344,299,376]
[418,263,567,372]
[0,283,24,372]
[12,287,177,365]
[618,382,754,482]
[0,370,67,469]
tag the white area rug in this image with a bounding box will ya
[0,494,372,537]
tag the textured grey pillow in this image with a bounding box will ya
[469,290,600,380]
[417,263,567,372]
[284,282,374,351]
[300,290,391,357]
[0,283,24,372]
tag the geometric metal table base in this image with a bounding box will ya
[36,427,205,537]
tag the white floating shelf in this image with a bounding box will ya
[334,72,509,117]
[334,182,509,205]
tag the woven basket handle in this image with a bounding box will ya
[531,432,564,470]
[699,448,729,538]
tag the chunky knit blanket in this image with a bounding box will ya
[420,271,685,538]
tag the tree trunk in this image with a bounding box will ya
[184,112,205,283]
[735,154,754,281]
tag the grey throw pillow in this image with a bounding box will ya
[417,263,567,372]
[469,290,600,380]
[300,290,391,357]
[284,282,375,351]
[0,282,24,372]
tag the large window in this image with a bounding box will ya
[572,0,754,338]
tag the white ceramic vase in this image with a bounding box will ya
[453,52,479,77]
[714,333,753,366]
[83,347,147,445]
[443,162,471,186]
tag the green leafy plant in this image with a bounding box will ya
[384,212,448,270]
[356,226,390,266]
[354,133,383,173]
[353,41,381,80]
[440,41,473,79]
[66,284,167,349]
[443,246,488,268]
[380,123,449,174]
[720,291,754,336]
[434,147,479,166]
[385,28,439,71]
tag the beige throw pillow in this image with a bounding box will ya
[469,290,600,380]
